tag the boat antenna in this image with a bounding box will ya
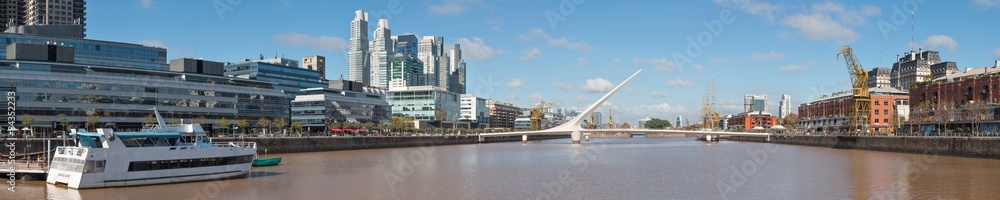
[151,107,166,127]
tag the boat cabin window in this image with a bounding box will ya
[179,136,197,143]
[122,137,173,147]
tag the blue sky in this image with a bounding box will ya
[89,0,1000,124]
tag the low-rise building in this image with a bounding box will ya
[727,111,777,130]
[224,57,326,97]
[797,87,908,133]
[908,61,1000,132]
[387,86,459,121]
[486,99,519,129]
[290,79,390,134]
[460,94,489,127]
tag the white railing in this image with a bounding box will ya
[140,124,161,132]
[212,142,256,149]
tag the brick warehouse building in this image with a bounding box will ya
[798,87,909,133]
[908,62,1000,133]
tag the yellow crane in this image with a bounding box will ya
[608,108,614,128]
[530,101,556,130]
[837,45,872,135]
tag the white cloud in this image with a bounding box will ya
[506,78,525,89]
[781,2,879,42]
[751,50,785,61]
[779,64,806,72]
[649,91,671,98]
[517,48,542,61]
[612,58,621,64]
[610,103,688,122]
[517,28,590,51]
[456,37,505,61]
[273,32,347,51]
[576,58,586,68]
[581,78,614,93]
[137,39,165,48]
[506,93,520,101]
[633,57,677,72]
[783,13,858,42]
[667,79,691,88]
[972,0,1000,9]
[547,38,591,51]
[714,0,782,21]
[517,28,549,41]
[923,35,959,51]
[554,83,574,91]
[710,57,728,66]
[139,0,153,9]
[691,64,704,71]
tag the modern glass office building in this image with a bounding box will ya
[224,58,326,97]
[290,79,391,133]
[387,86,459,121]
[0,58,289,134]
[0,32,168,71]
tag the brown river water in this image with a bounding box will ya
[6,137,1000,200]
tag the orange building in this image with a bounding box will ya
[726,111,778,130]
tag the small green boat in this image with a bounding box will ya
[252,157,282,166]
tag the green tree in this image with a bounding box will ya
[217,117,232,137]
[167,119,181,125]
[781,113,799,128]
[193,116,207,125]
[21,114,35,137]
[364,122,374,130]
[643,118,672,129]
[435,106,447,121]
[85,114,100,131]
[235,119,249,136]
[56,113,70,132]
[290,121,303,135]
[255,118,271,135]
[143,114,156,126]
[273,118,287,135]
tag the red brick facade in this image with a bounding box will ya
[798,88,908,133]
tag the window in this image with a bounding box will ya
[884,110,889,115]
[875,101,880,106]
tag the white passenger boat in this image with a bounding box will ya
[46,108,257,189]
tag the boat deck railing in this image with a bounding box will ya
[212,141,257,149]
[55,146,87,156]
[140,124,161,132]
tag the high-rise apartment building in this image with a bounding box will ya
[370,18,391,89]
[778,94,790,119]
[449,44,466,94]
[348,10,370,85]
[0,0,25,30]
[868,67,891,88]
[24,0,86,33]
[302,55,325,80]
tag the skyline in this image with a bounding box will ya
[87,0,1000,124]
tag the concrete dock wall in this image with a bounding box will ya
[2,135,570,155]
[727,135,1000,160]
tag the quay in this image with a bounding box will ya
[727,135,1000,160]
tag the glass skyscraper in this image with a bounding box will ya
[224,58,326,97]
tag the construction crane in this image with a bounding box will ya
[587,113,596,129]
[838,45,872,135]
[608,108,614,128]
[530,101,556,130]
[701,80,720,130]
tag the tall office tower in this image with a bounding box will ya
[348,10,370,85]
[744,94,768,112]
[370,18,391,89]
[418,36,443,86]
[302,55,326,80]
[778,94,790,118]
[437,53,450,90]
[24,0,86,33]
[449,44,466,94]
